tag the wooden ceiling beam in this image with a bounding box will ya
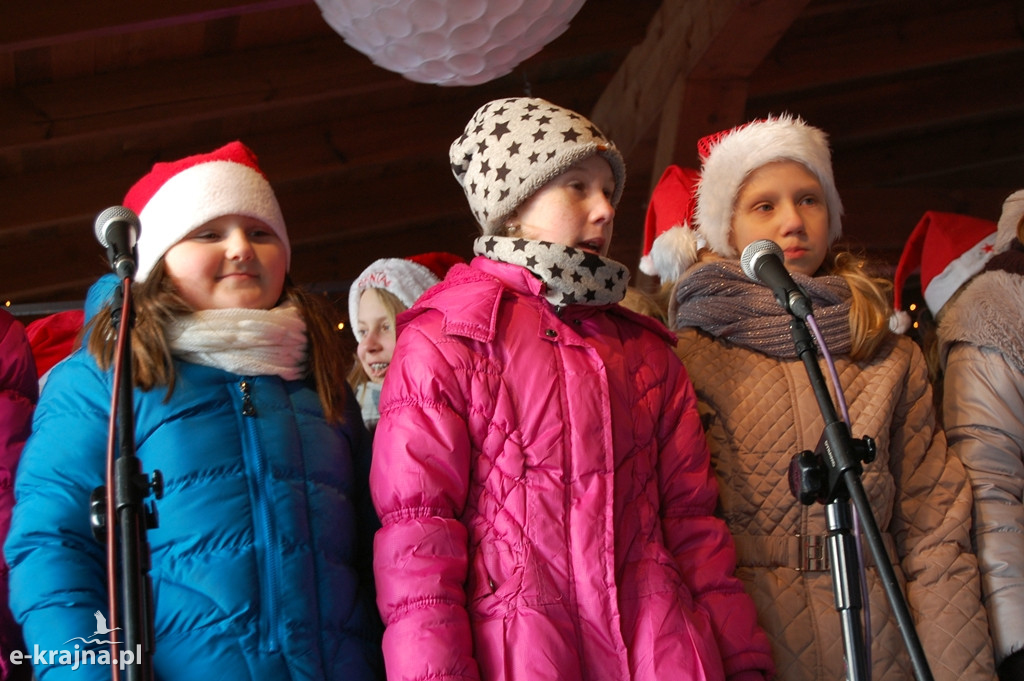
[589,0,810,160]
[1,0,312,51]
[649,0,810,186]
[588,0,809,289]
[0,36,403,153]
[747,50,1024,143]
[749,0,1024,96]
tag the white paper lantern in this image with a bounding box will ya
[315,0,587,86]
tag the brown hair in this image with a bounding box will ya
[86,260,351,423]
[345,287,407,391]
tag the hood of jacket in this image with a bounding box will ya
[939,269,1024,374]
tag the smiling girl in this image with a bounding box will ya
[346,254,462,433]
[368,98,773,681]
[6,141,383,681]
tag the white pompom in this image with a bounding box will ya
[889,310,912,334]
[639,224,701,282]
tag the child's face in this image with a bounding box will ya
[513,155,616,256]
[356,289,397,384]
[729,160,830,276]
[163,214,287,311]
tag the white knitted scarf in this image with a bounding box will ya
[165,302,308,380]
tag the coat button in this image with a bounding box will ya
[545,329,557,337]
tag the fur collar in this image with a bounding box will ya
[938,269,1024,373]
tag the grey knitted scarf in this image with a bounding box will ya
[474,236,629,307]
[670,260,853,358]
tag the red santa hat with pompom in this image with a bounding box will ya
[891,210,998,332]
[640,115,843,282]
[639,165,703,282]
[347,252,464,340]
[123,140,288,283]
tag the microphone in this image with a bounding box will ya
[94,206,141,280]
[740,239,814,319]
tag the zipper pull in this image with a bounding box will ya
[239,379,256,417]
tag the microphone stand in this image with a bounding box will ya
[90,278,161,681]
[786,316,934,681]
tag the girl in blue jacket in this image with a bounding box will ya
[5,141,383,681]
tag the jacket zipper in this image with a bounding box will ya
[240,378,282,653]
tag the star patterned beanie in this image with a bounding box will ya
[449,97,626,235]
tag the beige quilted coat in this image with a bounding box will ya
[674,328,996,681]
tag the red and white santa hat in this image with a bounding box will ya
[123,141,288,282]
[639,164,703,282]
[347,252,464,340]
[694,114,844,260]
[892,210,998,329]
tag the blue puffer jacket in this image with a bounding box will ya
[5,315,383,680]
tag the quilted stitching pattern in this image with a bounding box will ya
[676,328,996,681]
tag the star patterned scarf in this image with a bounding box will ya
[474,236,629,307]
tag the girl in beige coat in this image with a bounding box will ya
[644,115,995,681]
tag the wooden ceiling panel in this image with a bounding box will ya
[2,0,1022,317]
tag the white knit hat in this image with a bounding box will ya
[449,97,625,235]
[347,252,463,340]
[995,189,1024,254]
[694,114,844,260]
[123,141,289,283]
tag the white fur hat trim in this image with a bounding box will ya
[996,189,1024,254]
[694,114,843,259]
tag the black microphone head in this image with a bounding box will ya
[740,239,783,282]
[94,205,141,248]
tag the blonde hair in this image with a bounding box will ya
[86,260,351,424]
[346,287,407,391]
[825,249,893,361]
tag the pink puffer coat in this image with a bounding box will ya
[371,258,773,681]
[0,310,36,680]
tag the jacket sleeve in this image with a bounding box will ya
[888,340,996,681]
[341,381,386,676]
[370,322,479,681]
[943,341,1024,667]
[4,358,112,681]
[657,354,774,681]
[0,312,37,678]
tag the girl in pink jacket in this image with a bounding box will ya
[0,309,35,680]
[369,97,773,681]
